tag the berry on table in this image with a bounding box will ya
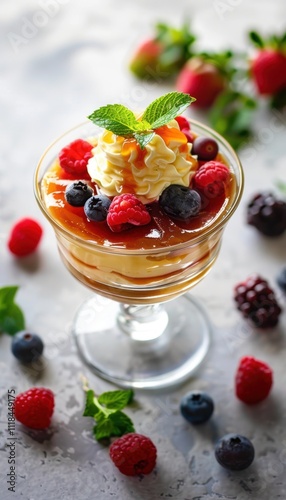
[65,181,93,207]
[180,391,214,424]
[235,355,273,405]
[247,192,286,237]
[8,218,43,257]
[215,433,255,470]
[192,136,219,161]
[107,194,151,232]
[84,194,111,222]
[159,185,201,220]
[59,139,93,177]
[11,331,44,363]
[14,387,55,429]
[193,161,230,198]
[234,274,282,328]
[277,267,286,294]
[109,433,157,476]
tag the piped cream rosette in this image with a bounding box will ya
[87,119,198,203]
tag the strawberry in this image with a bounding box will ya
[176,56,227,108]
[249,31,286,96]
[129,38,164,79]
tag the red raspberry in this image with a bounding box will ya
[193,161,230,197]
[175,115,190,131]
[8,218,43,257]
[109,433,157,476]
[107,194,151,232]
[59,139,93,177]
[235,356,273,405]
[14,387,55,429]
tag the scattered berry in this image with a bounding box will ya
[159,185,201,219]
[14,387,55,429]
[84,194,111,222]
[8,218,43,257]
[59,139,93,177]
[235,356,273,404]
[109,433,157,476]
[11,331,44,363]
[175,115,190,131]
[234,274,282,328]
[277,267,286,294]
[192,136,219,161]
[193,161,230,198]
[247,192,286,237]
[215,433,255,470]
[65,181,93,207]
[107,194,151,232]
[180,391,214,424]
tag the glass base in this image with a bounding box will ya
[72,294,211,390]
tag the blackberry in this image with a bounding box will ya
[234,275,282,328]
[247,192,286,236]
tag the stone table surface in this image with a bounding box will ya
[0,1,286,499]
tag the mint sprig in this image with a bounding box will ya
[83,388,135,441]
[88,92,195,149]
[0,286,25,335]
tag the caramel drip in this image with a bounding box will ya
[155,126,188,147]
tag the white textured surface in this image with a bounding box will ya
[0,1,286,498]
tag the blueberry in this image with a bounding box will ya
[277,267,286,294]
[180,391,214,424]
[11,331,44,363]
[65,181,93,207]
[215,434,255,471]
[159,185,201,220]
[192,137,219,161]
[84,194,111,222]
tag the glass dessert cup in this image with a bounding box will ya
[34,120,243,390]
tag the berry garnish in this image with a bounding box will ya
[234,274,282,328]
[193,161,230,198]
[84,194,111,222]
[277,267,286,294]
[192,136,219,161]
[182,128,194,143]
[109,433,157,476]
[14,387,55,429]
[175,115,190,131]
[11,331,44,363]
[215,434,255,470]
[247,192,286,237]
[235,355,273,404]
[65,181,93,207]
[8,218,43,257]
[159,185,201,219]
[180,391,214,424]
[107,194,151,232]
[59,139,93,177]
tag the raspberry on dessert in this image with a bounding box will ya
[159,185,201,220]
[193,161,230,197]
[234,274,282,328]
[8,218,43,257]
[235,355,273,404]
[175,115,190,131]
[14,387,55,429]
[180,391,214,424]
[215,433,255,470]
[109,433,157,476]
[107,194,151,232]
[247,192,286,237]
[11,331,44,363]
[59,139,93,177]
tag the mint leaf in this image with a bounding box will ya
[93,411,135,441]
[93,416,116,441]
[83,389,99,417]
[0,286,25,335]
[88,104,139,136]
[98,389,134,410]
[109,411,135,434]
[142,92,195,129]
[134,131,155,149]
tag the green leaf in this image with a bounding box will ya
[134,131,155,149]
[276,180,286,195]
[142,92,195,129]
[83,389,99,417]
[88,104,139,137]
[0,286,18,311]
[109,411,135,435]
[0,286,25,335]
[98,389,134,410]
[93,417,117,441]
[249,31,265,48]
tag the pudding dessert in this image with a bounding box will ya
[37,92,242,304]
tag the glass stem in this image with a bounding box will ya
[117,303,169,342]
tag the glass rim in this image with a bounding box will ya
[34,119,244,256]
